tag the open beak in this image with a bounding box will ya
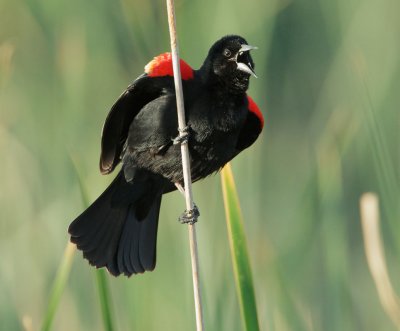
[236,44,258,78]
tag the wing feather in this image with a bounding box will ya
[100,75,165,174]
[235,96,264,152]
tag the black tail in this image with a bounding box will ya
[69,171,163,277]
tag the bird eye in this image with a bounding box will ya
[223,48,231,57]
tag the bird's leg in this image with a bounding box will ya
[174,182,200,224]
[172,125,190,145]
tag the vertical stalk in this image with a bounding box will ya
[221,164,260,331]
[165,1,205,330]
[95,269,115,331]
[360,193,400,329]
[40,242,76,331]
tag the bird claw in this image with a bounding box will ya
[178,204,200,224]
[172,126,190,145]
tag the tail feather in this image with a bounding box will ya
[77,208,116,253]
[83,208,126,266]
[69,171,163,277]
[139,196,161,270]
[117,208,138,275]
[116,195,162,276]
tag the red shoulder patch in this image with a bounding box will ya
[144,53,194,80]
[247,95,264,129]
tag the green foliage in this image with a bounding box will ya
[221,164,259,331]
[40,242,76,331]
[95,269,116,331]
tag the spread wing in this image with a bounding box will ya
[100,53,194,175]
[100,75,166,174]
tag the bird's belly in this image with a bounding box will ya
[189,131,238,181]
[124,106,245,184]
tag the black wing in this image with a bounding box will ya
[235,111,263,153]
[100,75,170,174]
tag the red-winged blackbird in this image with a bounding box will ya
[69,35,264,277]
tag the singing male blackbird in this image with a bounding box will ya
[69,35,264,277]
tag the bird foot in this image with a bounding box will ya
[179,204,200,224]
[172,126,190,145]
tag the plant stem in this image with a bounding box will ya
[221,164,260,331]
[95,269,115,331]
[165,1,205,330]
[40,242,76,331]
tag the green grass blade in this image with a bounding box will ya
[96,269,116,331]
[221,163,260,331]
[40,242,76,331]
[71,156,116,331]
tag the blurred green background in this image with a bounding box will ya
[1,0,399,330]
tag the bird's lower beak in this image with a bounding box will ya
[236,44,258,78]
[237,62,257,78]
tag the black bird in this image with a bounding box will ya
[69,35,264,277]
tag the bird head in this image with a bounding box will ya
[202,35,257,93]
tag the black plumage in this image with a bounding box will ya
[69,35,263,277]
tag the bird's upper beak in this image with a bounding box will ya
[236,44,258,78]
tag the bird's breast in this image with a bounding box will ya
[187,94,247,139]
[185,95,247,173]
